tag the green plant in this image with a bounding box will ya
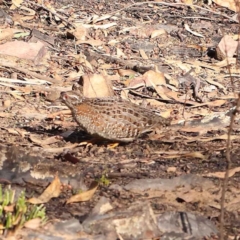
[0,185,47,235]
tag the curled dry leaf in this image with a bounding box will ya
[66,181,98,204]
[82,73,114,98]
[151,29,167,38]
[117,69,136,77]
[29,135,61,146]
[143,70,166,86]
[27,174,61,204]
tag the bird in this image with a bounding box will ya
[61,90,170,142]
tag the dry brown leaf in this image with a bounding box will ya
[143,70,166,85]
[184,60,220,71]
[213,57,236,67]
[12,0,23,7]
[139,49,148,60]
[189,99,226,108]
[184,134,239,143]
[71,25,87,41]
[226,201,240,212]
[41,136,62,146]
[142,70,170,100]
[162,151,205,159]
[42,144,79,153]
[28,174,61,204]
[90,22,117,29]
[183,152,205,159]
[127,76,147,88]
[3,99,11,108]
[0,112,11,117]
[76,55,94,72]
[167,167,177,173]
[20,6,35,16]
[203,167,240,178]
[153,85,171,101]
[145,99,165,106]
[92,14,112,23]
[66,181,98,204]
[164,90,199,105]
[28,135,44,145]
[117,69,136,77]
[164,74,179,87]
[82,73,114,98]
[24,218,42,230]
[0,29,14,41]
[5,128,20,135]
[4,204,15,212]
[151,29,167,38]
[128,70,166,91]
[213,0,240,12]
[181,0,193,4]
[217,35,238,59]
[14,128,28,138]
[0,41,46,62]
[218,92,238,99]
[0,224,5,230]
[10,91,25,100]
[205,77,226,91]
[198,135,239,142]
[120,89,129,100]
[191,108,211,116]
[130,26,153,38]
[116,47,126,58]
[177,189,214,204]
[48,109,71,119]
[76,39,104,46]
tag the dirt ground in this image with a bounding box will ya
[0,0,240,239]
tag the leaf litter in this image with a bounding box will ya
[0,0,240,239]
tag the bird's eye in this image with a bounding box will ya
[60,92,68,99]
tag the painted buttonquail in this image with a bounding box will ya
[61,91,170,142]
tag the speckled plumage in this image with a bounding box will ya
[61,91,170,142]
